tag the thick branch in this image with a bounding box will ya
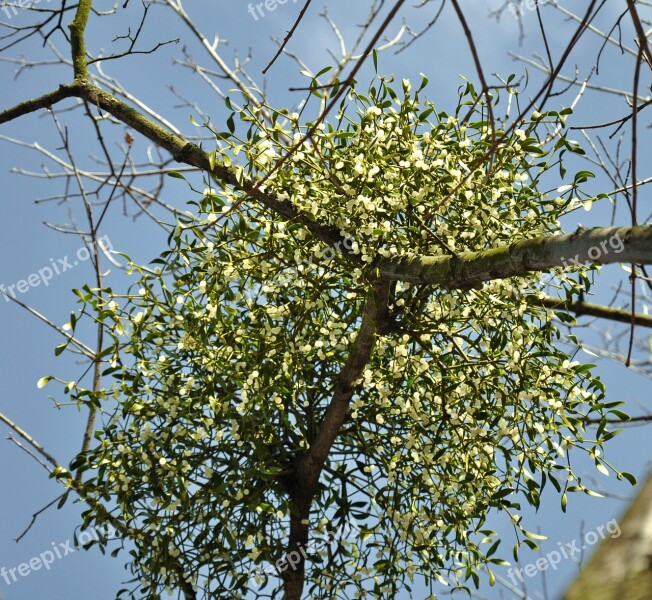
[0,81,353,254]
[69,0,92,79]
[281,281,391,600]
[0,85,80,124]
[374,226,652,287]
[308,282,391,469]
[2,88,651,294]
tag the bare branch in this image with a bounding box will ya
[531,294,652,328]
[263,0,313,74]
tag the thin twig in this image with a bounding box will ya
[262,0,313,74]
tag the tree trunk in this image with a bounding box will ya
[562,472,652,600]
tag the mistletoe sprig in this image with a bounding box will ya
[49,73,631,599]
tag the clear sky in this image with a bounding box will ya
[0,2,650,599]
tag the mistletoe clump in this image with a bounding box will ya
[59,74,631,599]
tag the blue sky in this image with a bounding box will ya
[0,2,650,599]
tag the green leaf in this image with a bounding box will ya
[227,114,235,134]
[608,410,630,421]
[574,170,595,183]
[486,540,500,558]
[620,472,637,486]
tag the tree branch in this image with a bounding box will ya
[3,89,651,294]
[0,409,197,599]
[309,280,391,468]
[626,0,652,71]
[69,0,93,79]
[281,281,391,600]
[0,82,355,256]
[529,294,652,329]
[586,414,652,425]
[0,85,80,124]
[374,226,652,287]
